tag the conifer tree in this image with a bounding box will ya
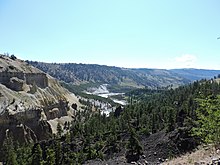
[31,144,43,165]
[166,107,175,132]
[193,96,220,145]
[44,148,55,165]
[57,123,63,138]
[54,139,62,165]
[2,135,18,165]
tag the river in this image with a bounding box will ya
[85,84,127,105]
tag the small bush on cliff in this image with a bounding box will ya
[10,54,17,60]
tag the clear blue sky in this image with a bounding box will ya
[0,0,220,69]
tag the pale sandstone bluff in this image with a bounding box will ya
[0,55,80,144]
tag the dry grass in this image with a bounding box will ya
[162,145,220,165]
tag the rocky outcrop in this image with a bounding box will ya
[25,73,48,88]
[0,55,48,91]
[8,77,24,91]
[0,54,80,146]
[0,97,70,145]
[0,123,38,144]
[43,99,69,120]
[0,107,48,142]
[0,71,48,91]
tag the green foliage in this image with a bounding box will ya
[2,136,18,165]
[44,148,55,165]
[2,136,32,165]
[2,79,220,164]
[165,107,176,132]
[54,139,62,165]
[126,125,143,156]
[15,144,32,165]
[192,95,220,144]
[32,144,43,165]
[57,123,63,138]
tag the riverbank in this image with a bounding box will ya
[85,84,127,105]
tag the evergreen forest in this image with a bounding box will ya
[1,78,220,164]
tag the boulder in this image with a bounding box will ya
[8,77,24,91]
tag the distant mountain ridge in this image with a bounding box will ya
[28,61,220,92]
[28,61,188,90]
[170,68,220,81]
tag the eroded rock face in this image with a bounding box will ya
[0,71,48,91]
[0,124,38,144]
[8,77,24,91]
[0,55,78,146]
[0,92,71,144]
[0,98,70,145]
[0,108,47,143]
[43,99,69,120]
[0,55,48,91]
[25,73,48,88]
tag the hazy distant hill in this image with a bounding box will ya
[28,61,188,91]
[170,68,220,81]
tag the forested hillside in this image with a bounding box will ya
[2,78,220,164]
[28,61,189,91]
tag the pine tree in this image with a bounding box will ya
[57,123,63,138]
[126,122,143,163]
[2,136,18,165]
[31,144,43,165]
[166,107,175,132]
[192,95,220,145]
[44,148,55,165]
[54,139,62,165]
[15,143,32,165]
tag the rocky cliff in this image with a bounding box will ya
[0,54,80,145]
